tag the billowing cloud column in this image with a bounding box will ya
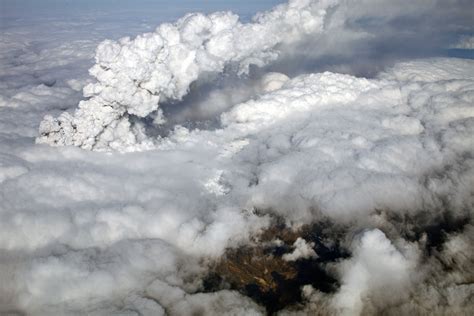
[37,0,338,151]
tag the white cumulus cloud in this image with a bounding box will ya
[1,0,473,315]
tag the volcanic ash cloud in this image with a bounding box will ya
[36,0,338,151]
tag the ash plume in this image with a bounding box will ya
[36,0,339,151]
[0,0,472,315]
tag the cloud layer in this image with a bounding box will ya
[1,0,473,315]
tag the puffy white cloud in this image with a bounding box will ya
[283,237,317,261]
[1,0,474,315]
[331,229,417,315]
[260,72,290,92]
[452,36,474,49]
[37,0,340,151]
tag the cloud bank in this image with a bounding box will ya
[1,0,473,315]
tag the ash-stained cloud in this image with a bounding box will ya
[36,0,338,151]
[1,0,473,315]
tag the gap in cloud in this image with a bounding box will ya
[203,215,350,314]
[202,207,472,314]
